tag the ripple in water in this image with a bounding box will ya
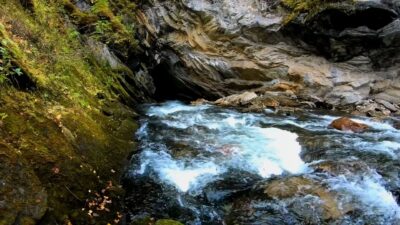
[136,101,307,192]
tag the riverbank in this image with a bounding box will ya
[0,1,145,224]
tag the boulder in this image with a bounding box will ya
[329,117,369,133]
[262,176,352,220]
[311,160,370,176]
[214,92,258,106]
[190,98,209,106]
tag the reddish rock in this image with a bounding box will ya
[329,117,369,133]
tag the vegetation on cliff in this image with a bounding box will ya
[0,0,149,224]
[281,0,354,22]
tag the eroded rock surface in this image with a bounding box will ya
[136,0,400,113]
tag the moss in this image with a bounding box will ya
[281,0,354,23]
[61,0,138,58]
[92,0,114,19]
[0,142,47,225]
[130,218,184,225]
[0,0,143,224]
[155,219,184,225]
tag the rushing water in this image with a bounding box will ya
[124,101,400,225]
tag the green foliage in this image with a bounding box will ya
[94,20,113,37]
[68,29,80,39]
[0,46,24,85]
[61,0,138,57]
[0,112,8,121]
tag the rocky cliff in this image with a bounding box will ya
[136,0,400,115]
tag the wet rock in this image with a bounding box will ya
[190,98,210,106]
[247,95,280,110]
[123,174,187,220]
[393,121,400,130]
[262,176,350,220]
[329,117,369,133]
[214,92,258,106]
[203,170,262,203]
[312,160,371,176]
[227,176,352,224]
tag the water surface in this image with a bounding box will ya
[125,101,400,225]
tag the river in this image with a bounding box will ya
[123,101,400,225]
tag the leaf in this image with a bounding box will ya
[13,68,23,76]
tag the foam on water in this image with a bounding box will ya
[132,101,400,223]
[137,150,224,192]
[250,127,305,176]
[146,101,210,117]
[352,118,397,131]
[355,141,400,158]
[328,173,400,220]
[136,102,307,192]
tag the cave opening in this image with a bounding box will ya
[149,50,221,102]
[315,8,397,31]
[151,61,203,102]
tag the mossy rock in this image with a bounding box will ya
[0,1,146,224]
[155,219,184,225]
[281,0,354,23]
[0,142,48,225]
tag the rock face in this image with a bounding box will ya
[329,117,369,132]
[136,0,400,113]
